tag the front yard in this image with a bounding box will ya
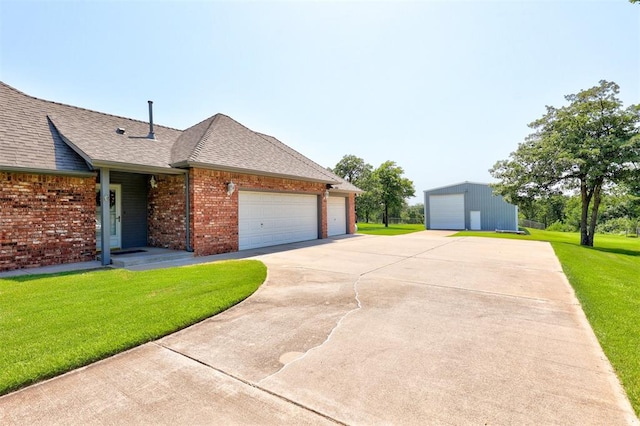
[0,260,266,395]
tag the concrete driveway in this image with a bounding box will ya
[1,232,637,425]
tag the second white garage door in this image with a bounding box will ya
[429,194,465,229]
[327,196,347,236]
[239,191,318,250]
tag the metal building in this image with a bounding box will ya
[423,182,518,231]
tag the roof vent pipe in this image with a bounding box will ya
[147,100,155,139]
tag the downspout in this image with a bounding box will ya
[185,171,193,252]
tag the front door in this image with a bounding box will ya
[96,184,122,250]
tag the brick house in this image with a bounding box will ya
[0,82,360,272]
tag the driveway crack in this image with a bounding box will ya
[257,272,364,385]
[154,342,346,425]
[257,240,457,385]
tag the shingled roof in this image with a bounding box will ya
[0,81,357,188]
[171,114,339,183]
[0,82,91,174]
[257,132,361,193]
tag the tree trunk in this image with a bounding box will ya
[579,180,594,246]
[384,203,389,227]
[586,183,603,247]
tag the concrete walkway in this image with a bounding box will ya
[1,232,637,425]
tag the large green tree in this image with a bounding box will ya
[354,174,380,223]
[331,154,373,185]
[490,80,640,246]
[373,161,415,227]
[330,155,377,221]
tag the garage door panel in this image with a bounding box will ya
[429,194,465,230]
[239,191,318,250]
[328,196,347,236]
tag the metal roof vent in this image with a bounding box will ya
[147,100,155,139]
[116,127,125,135]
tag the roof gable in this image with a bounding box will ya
[0,82,90,174]
[0,81,183,173]
[174,114,338,183]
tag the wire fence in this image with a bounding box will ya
[519,219,545,230]
[358,216,424,225]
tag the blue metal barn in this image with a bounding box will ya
[423,182,518,231]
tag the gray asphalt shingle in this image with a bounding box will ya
[176,114,338,183]
[0,81,358,189]
[0,83,89,173]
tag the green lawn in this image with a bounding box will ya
[456,229,640,416]
[0,260,266,396]
[357,222,425,235]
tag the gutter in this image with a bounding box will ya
[0,166,96,178]
[91,161,185,175]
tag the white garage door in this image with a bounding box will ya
[239,191,318,250]
[429,194,465,229]
[328,196,347,236]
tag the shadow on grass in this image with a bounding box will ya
[587,246,640,257]
[552,240,640,257]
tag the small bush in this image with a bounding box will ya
[597,217,639,235]
[546,221,577,232]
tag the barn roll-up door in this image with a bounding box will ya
[239,191,318,250]
[429,194,465,229]
[327,196,347,236]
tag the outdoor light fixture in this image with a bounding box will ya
[227,181,236,196]
[324,189,330,199]
[149,175,157,189]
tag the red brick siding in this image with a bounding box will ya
[0,172,96,272]
[190,169,328,256]
[347,193,356,234]
[147,174,187,251]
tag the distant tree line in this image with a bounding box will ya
[516,187,640,234]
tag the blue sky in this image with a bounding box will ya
[1,1,638,204]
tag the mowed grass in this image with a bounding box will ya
[456,229,640,415]
[357,223,425,235]
[0,260,266,395]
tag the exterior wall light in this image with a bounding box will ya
[150,175,158,188]
[227,181,236,196]
[324,189,330,200]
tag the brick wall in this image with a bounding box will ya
[347,193,357,234]
[0,169,356,272]
[147,174,187,251]
[0,172,96,272]
[190,168,328,256]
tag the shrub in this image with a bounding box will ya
[546,221,578,232]
[597,217,639,235]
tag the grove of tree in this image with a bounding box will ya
[331,156,417,227]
